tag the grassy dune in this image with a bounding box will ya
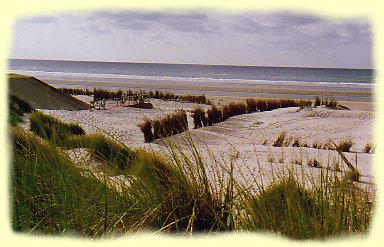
[10,111,374,238]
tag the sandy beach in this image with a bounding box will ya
[35,74,373,102]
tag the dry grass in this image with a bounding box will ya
[364,143,373,153]
[141,110,188,142]
[192,106,205,129]
[272,131,287,147]
[336,139,354,152]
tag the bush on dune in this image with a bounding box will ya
[29,111,85,143]
[207,105,221,125]
[192,106,205,129]
[140,110,189,142]
[84,134,136,170]
[11,127,136,236]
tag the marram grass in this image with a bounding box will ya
[10,114,374,239]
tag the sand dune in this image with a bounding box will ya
[8,74,90,110]
[38,95,374,192]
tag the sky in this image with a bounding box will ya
[10,10,373,69]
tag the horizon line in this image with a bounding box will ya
[9,58,374,70]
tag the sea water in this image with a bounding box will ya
[8,59,374,100]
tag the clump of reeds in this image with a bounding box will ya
[245,98,257,113]
[267,99,280,111]
[312,141,322,149]
[85,134,136,170]
[345,169,361,182]
[307,158,321,168]
[336,139,354,152]
[138,119,154,143]
[59,87,93,96]
[192,106,206,129]
[221,105,231,121]
[256,99,268,112]
[272,131,286,147]
[11,127,143,235]
[326,98,338,108]
[141,110,189,142]
[228,102,247,116]
[207,105,221,125]
[364,143,373,153]
[292,138,301,147]
[29,111,85,143]
[172,110,188,134]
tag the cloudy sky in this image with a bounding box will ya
[10,10,372,68]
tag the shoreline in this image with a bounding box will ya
[44,77,373,102]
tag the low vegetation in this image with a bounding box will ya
[138,110,188,142]
[29,111,85,143]
[9,94,34,126]
[59,87,211,105]
[272,131,287,147]
[364,143,373,153]
[11,123,374,238]
[10,95,373,239]
[336,139,354,152]
[192,106,206,129]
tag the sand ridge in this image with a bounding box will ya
[36,95,374,193]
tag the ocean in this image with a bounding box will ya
[8,59,374,101]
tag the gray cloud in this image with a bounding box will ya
[11,10,372,68]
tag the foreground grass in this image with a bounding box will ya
[11,112,374,239]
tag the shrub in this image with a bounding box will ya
[30,111,85,143]
[314,96,321,107]
[85,134,136,170]
[152,120,162,140]
[272,131,286,147]
[364,143,373,153]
